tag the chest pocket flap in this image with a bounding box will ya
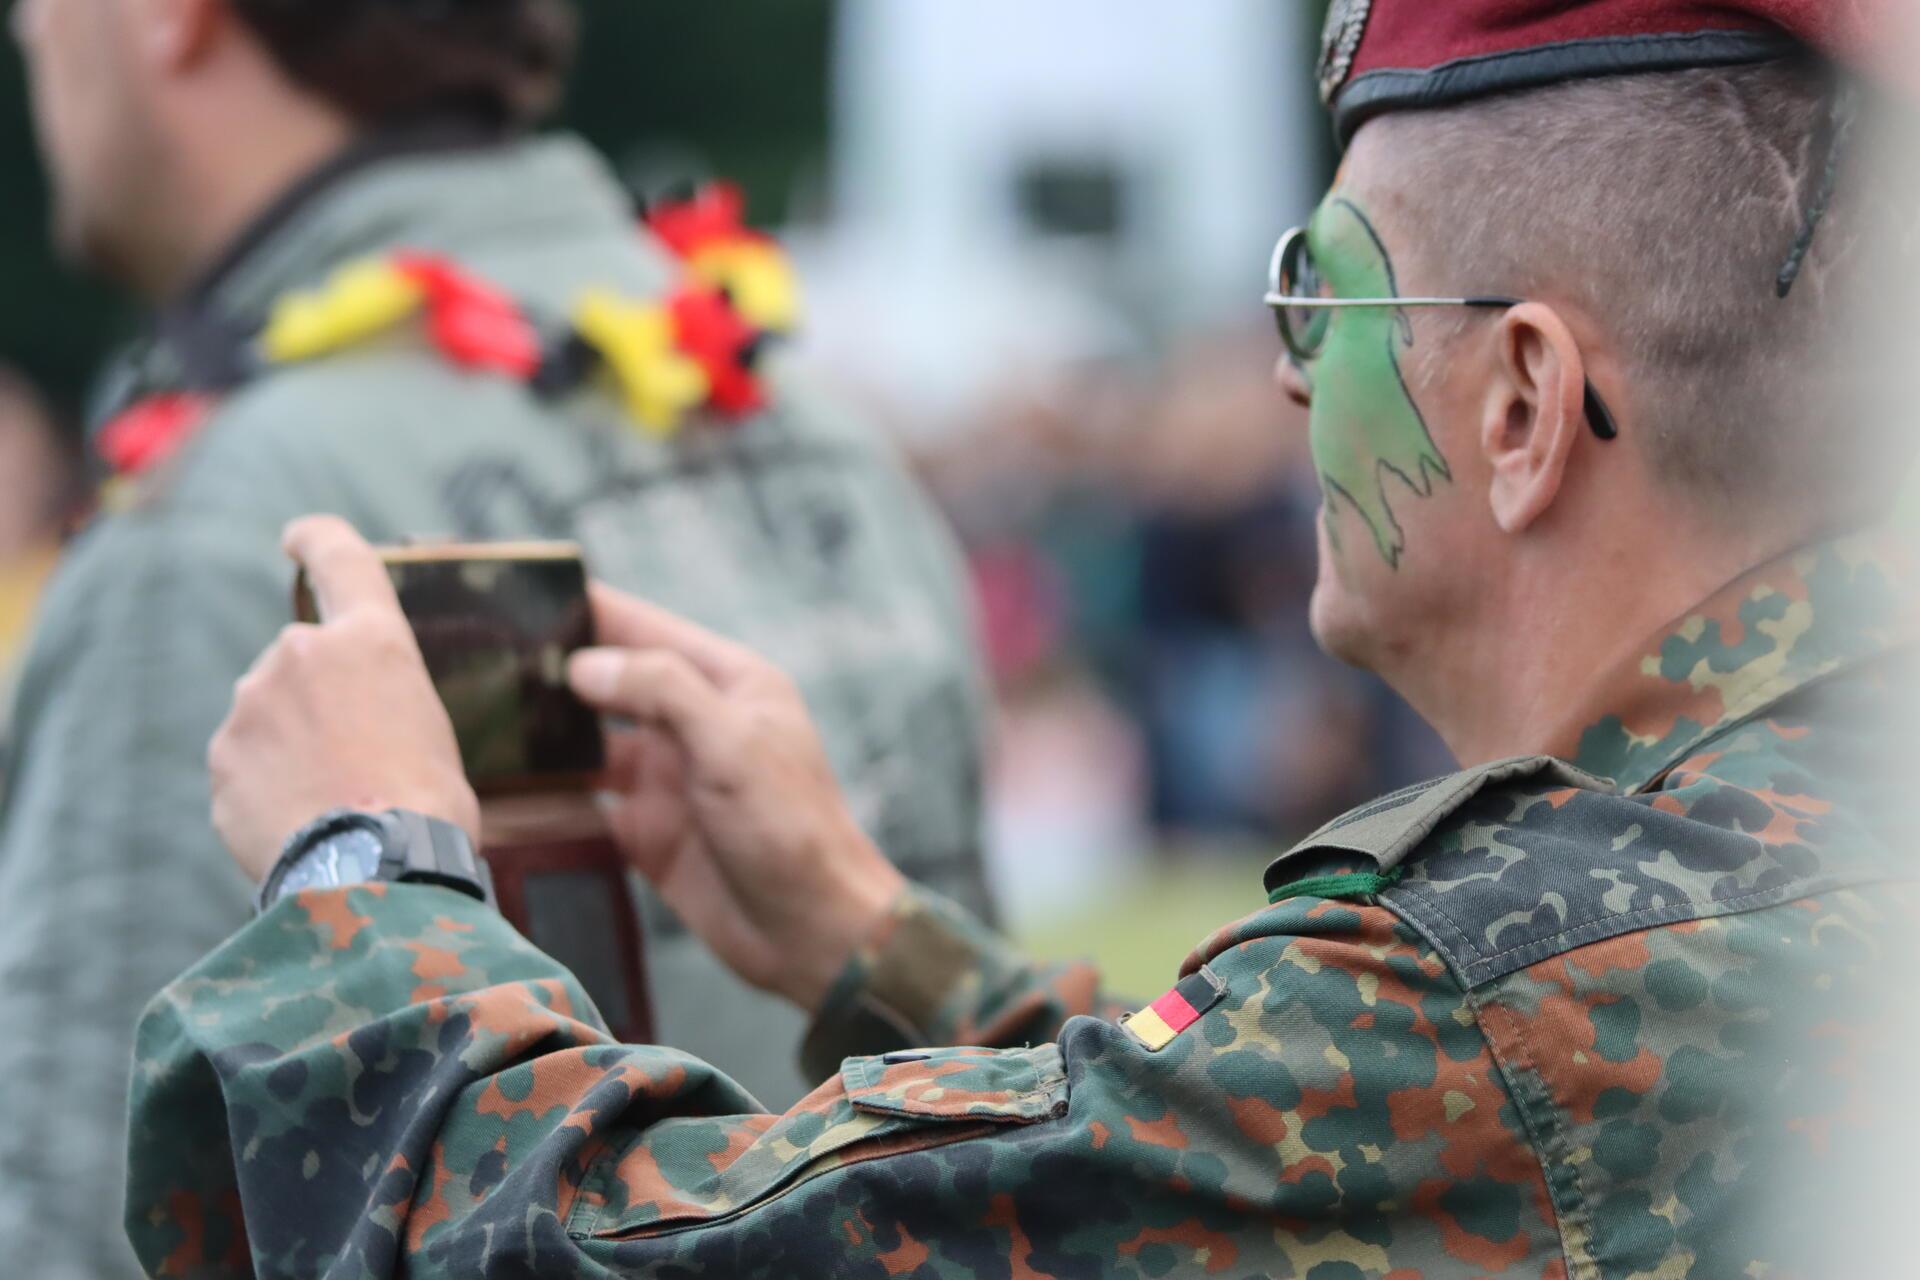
[581,1044,1067,1241]
[843,1044,1068,1123]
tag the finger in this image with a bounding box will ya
[593,729,691,872]
[569,647,729,756]
[597,728,647,789]
[283,515,402,622]
[586,583,756,686]
[599,783,690,880]
[595,725,685,791]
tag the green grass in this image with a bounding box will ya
[1011,854,1271,999]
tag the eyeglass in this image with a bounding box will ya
[1264,227,1618,441]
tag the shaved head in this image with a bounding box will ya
[1360,59,1910,534]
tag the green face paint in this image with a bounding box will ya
[1301,196,1451,570]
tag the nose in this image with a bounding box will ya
[1274,355,1311,410]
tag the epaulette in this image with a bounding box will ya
[1262,755,1610,906]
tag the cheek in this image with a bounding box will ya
[26,7,130,186]
[1305,471,1474,673]
[1305,508,1371,664]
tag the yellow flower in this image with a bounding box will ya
[96,475,138,516]
[573,290,711,436]
[260,261,426,364]
[688,241,801,334]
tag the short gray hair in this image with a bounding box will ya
[1376,59,1909,528]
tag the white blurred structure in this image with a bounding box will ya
[790,0,1321,442]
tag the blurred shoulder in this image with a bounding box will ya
[760,358,904,457]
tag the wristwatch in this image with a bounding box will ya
[256,808,495,914]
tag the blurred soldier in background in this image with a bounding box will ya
[0,0,988,1273]
[0,365,79,694]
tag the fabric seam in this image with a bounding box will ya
[1630,655,1892,794]
[585,1119,1012,1242]
[1393,878,1487,964]
[1469,989,1599,1280]
[567,1074,1060,1241]
[1391,868,1902,987]
[1375,897,1588,1277]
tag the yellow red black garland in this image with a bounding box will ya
[96,183,799,485]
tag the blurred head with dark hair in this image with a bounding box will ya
[231,0,576,126]
[9,0,578,299]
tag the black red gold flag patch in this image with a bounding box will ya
[1121,967,1226,1052]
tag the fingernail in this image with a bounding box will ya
[569,649,623,701]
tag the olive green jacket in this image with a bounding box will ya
[0,132,990,1278]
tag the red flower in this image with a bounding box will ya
[668,286,765,417]
[644,183,772,260]
[392,252,542,378]
[95,393,216,475]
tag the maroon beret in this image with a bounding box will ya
[1320,0,1867,144]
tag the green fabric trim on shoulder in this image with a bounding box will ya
[1268,867,1405,907]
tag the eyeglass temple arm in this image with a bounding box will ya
[1264,294,1617,440]
[1471,297,1618,439]
[1582,383,1619,441]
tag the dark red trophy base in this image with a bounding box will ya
[482,801,655,1045]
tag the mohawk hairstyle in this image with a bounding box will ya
[1376,59,1914,529]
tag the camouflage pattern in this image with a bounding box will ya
[1,131,989,1278]
[128,532,1920,1277]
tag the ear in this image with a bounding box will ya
[1478,302,1589,535]
[132,0,225,72]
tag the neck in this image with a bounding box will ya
[137,102,353,302]
[1404,523,1790,769]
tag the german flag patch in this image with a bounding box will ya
[1121,967,1227,1052]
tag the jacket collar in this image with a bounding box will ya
[1557,529,1918,793]
[1259,530,1918,893]
[90,122,643,430]
[169,113,509,324]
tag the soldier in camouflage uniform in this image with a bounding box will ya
[0,2,987,1275]
[127,0,1919,1276]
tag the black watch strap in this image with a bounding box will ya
[385,809,495,906]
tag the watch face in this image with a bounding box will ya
[279,826,386,898]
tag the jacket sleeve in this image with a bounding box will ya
[127,882,1560,1278]
[0,494,293,1278]
[798,885,1132,1079]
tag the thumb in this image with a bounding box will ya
[570,647,728,757]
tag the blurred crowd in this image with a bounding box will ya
[0,335,1456,911]
[920,330,1449,890]
[0,332,1451,883]
[0,4,1453,895]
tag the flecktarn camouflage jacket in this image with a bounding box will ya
[128,533,1919,1278]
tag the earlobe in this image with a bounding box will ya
[142,0,222,70]
[1482,304,1587,535]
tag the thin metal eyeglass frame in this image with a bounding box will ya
[1264,228,1618,441]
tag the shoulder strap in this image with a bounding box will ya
[1263,754,1609,895]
